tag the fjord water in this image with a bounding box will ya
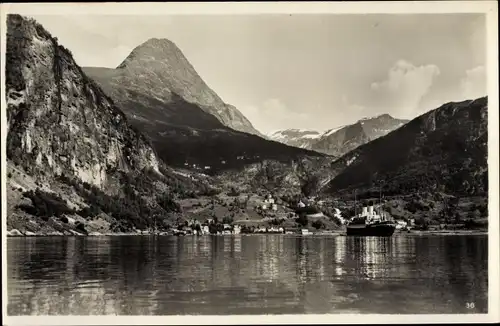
[7,235,487,315]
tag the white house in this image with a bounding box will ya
[298,201,306,208]
[233,225,241,234]
[271,204,278,211]
[395,220,408,230]
[268,227,280,233]
[262,204,268,210]
[202,225,210,234]
[264,194,275,205]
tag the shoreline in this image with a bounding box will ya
[5,229,488,237]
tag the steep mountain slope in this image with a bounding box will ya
[5,14,217,234]
[216,156,336,198]
[324,97,488,197]
[82,41,325,172]
[83,38,261,136]
[269,115,408,157]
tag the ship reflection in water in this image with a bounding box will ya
[7,234,487,315]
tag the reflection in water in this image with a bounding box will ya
[7,235,488,315]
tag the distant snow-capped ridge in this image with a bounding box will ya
[269,114,409,157]
[322,125,346,137]
[269,128,322,139]
[268,129,322,148]
[359,113,393,122]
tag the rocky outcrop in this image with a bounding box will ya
[5,14,161,188]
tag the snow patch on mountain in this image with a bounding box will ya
[323,125,346,137]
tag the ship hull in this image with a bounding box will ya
[346,223,396,237]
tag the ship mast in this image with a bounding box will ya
[354,189,357,217]
[379,185,383,221]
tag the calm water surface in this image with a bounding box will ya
[7,234,488,315]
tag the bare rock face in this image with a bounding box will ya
[5,14,161,188]
[84,38,262,136]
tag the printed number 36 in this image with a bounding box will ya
[466,302,475,309]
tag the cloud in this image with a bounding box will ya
[239,98,312,134]
[370,60,440,118]
[461,65,486,100]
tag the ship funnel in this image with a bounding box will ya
[362,207,368,215]
[368,206,374,216]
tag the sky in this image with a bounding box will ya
[15,13,487,134]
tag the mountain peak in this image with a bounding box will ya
[143,37,175,45]
[116,37,183,69]
[137,37,180,51]
[87,37,263,137]
[359,113,394,122]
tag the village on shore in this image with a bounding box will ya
[141,192,416,237]
[7,176,485,237]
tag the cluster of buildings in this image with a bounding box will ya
[297,197,326,208]
[253,226,284,234]
[261,194,278,211]
[172,222,242,236]
[394,218,415,230]
[183,162,211,170]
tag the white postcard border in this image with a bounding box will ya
[1,1,498,325]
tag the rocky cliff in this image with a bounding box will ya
[5,14,161,188]
[83,38,261,136]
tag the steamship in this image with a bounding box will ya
[346,204,396,236]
